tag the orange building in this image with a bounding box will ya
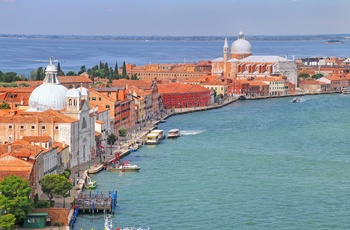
[158,82,211,109]
[125,61,211,81]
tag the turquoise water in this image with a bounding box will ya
[73,94,350,229]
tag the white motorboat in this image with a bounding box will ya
[108,160,140,172]
[167,129,180,138]
[291,97,300,103]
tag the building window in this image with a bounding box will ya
[8,125,12,129]
[55,126,59,130]
[31,126,35,130]
[92,97,96,101]
[42,126,46,130]
[20,125,24,130]
[69,99,72,105]
[106,105,110,108]
[99,97,102,101]
[74,99,77,106]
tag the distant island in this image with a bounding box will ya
[0,34,350,42]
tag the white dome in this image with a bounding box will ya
[28,84,68,111]
[77,86,89,97]
[231,39,252,54]
[66,88,81,98]
[46,63,57,72]
[27,57,68,111]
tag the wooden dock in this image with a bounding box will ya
[74,191,117,213]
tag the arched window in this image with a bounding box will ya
[74,99,77,106]
[69,99,72,105]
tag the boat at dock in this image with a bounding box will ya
[108,160,140,172]
[167,129,180,138]
[146,129,165,145]
[88,164,105,174]
[85,175,97,190]
[342,87,350,94]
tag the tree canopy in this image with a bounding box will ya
[107,133,117,146]
[39,174,73,202]
[0,175,33,226]
[311,73,324,79]
[118,127,127,138]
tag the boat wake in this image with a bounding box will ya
[180,130,205,136]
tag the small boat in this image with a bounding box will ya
[167,129,180,138]
[85,176,97,190]
[160,119,166,123]
[104,213,113,230]
[129,144,138,152]
[108,160,140,172]
[88,164,105,174]
[291,97,300,103]
[342,88,350,94]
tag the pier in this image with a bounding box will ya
[74,190,117,213]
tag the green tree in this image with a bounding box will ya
[78,65,86,75]
[36,67,44,81]
[0,213,16,230]
[298,72,310,79]
[39,174,73,203]
[66,71,76,76]
[57,62,65,76]
[311,73,324,79]
[118,127,127,140]
[114,61,119,78]
[122,61,127,77]
[0,102,10,109]
[107,133,117,155]
[0,175,32,224]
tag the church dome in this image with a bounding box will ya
[231,31,252,55]
[77,86,89,97]
[27,57,68,111]
[66,88,81,98]
[28,84,68,111]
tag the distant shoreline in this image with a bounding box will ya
[1,34,350,42]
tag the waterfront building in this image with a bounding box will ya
[0,58,96,169]
[92,87,135,133]
[112,79,161,122]
[298,79,331,93]
[125,61,211,81]
[212,30,298,88]
[158,82,211,109]
[318,73,350,91]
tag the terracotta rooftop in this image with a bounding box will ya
[158,82,210,94]
[0,154,33,181]
[58,75,92,83]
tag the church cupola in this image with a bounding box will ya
[66,87,81,112]
[223,37,229,61]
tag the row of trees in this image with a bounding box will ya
[0,171,72,229]
[0,71,26,83]
[29,60,139,83]
[298,72,324,80]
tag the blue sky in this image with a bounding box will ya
[1,0,349,36]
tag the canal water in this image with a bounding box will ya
[73,93,350,229]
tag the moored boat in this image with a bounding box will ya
[167,129,180,138]
[88,164,105,174]
[108,160,140,172]
[85,176,97,190]
[342,87,350,94]
[146,129,165,144]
